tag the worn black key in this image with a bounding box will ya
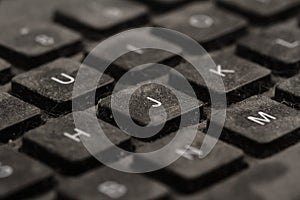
[86,40,181,79]
[196,142,300,200]
[135,127,245,193]
[217,0,300,24]
[275,73,300,109]
[237,29,300,75]
[153,2,247,50]
[0,92,42,142]
[210,95,300,158]
[98,83,203,139]
[0,20,82,68]
[173,52,271,103]
[12,58,114,115]
[23,113,131,175]
[0,147,53,200]
[0,58,12,84]
[58,167,169,200]
[55,0,148,39]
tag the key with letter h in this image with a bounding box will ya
[210,95,300,158]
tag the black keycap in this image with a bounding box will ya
[58,167,169,200]
[210,95,300,158]
[23,113,131,175]
[135,127,245,193]
[0,147,53,200]
[197,142,300,200]
[0,92,42,142]
[12,58,114,115]
[55,0,148,39]
[173,52,271,103]
[0,20,82,68]
[237,29,300,75]
[0,58,12,84]
[98,83,203,139]
[217,0,300,24]
[86,41,181,79]
[152,2,247,50]
[275,73,300,109]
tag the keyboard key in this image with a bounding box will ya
[211,95,300,158]
[217,0,300,24]
[0,20,82,68]
[198,142,300,200]
[55,0,148,39]
[12,58,114,115]
[173,52,271,103]
[0,92,42,142]
[98,83,203,139]
[275,73,300,109]
[0,147,53,200]
[153,2,247,50]
[86,42,181,79]
[58,167,169,200]
[135,128,245,193]
[237,29,300,75]
[0,58,12,84]
[23,113,131,175]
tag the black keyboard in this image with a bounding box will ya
[0,0,299,199]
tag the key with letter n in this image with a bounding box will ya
[210,95,300,158]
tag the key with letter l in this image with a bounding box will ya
[12,58,114,115]
[237,29,300,75]
[210,95,300,158]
